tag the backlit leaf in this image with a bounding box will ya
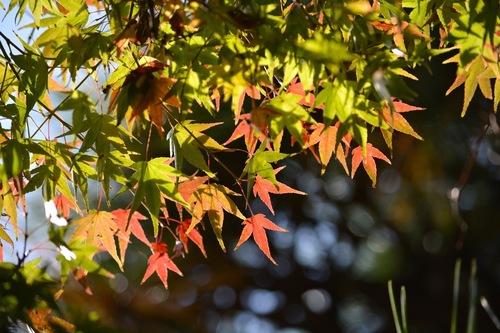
[117,158,187,236]
[112,209,150,263]
[253,166,305,214]
[234,214,287,265]
[141,242,183,289]
[71,210,123,269]
[305,123,349,175]
[187,183,245,251]
[177,219,206,257]
[351,144,391,187]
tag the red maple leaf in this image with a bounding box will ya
[236,85,261,119]
[176,219,207,257]
[223,114,270,154]
[141,242,183,288]
[253,166,305,214]
[234,214,287,265]
[351,144,391,187]
[53,193,81,219]
[112,209,150,263]
[288,78,315,107]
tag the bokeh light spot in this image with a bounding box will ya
[241,288,285,315]
[324,175,355,201]
[301,289,332,314]
[213,286,237,309]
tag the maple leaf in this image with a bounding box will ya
[223,114,270,155]
[53,193,81,219]
[71,210,124,269]
[172,121,226,178]
[288,77,315,107]
[187,183,246,251]
[241,142,289,200]
[176,219,207,257]
[253,166,305,214]
[116,157,188,237]
[380,102,424,140]
[178,175,210,202]
[234,214,287,265]
[445,55,496,116]
[112,209,150,263]
[114,21,141,56]
[351,144,391,187]
[235,85,261,120]
[141,242,183,289]
[109,62,180,137]
[304,122,350,175]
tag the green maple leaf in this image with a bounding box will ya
[171,121,226,179]
[116,158,188,236]
[241,142,289,202]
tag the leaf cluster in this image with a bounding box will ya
[0,0,499,329]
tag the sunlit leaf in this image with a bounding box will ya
[117,158,188,236]
[112,209,150,263]
[253,166,305,214]
[187,183,245,251]
[71,210,123,269]
[177,219,206,257]
[141,242,183,289]
[351,144,391,187]
[234,214,287,265]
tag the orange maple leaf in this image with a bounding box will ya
[234,214,287,265]
[178,176,210,202]
[288,78,315,107]
[71,210,125,269]
[351,144,391,187]
[141,242,183,288]
[253,166,305,214]
[53,193,81,219]
[235,85,261,120]
[114,21,141,56]
[380,101,424,140]
[112,209,150,263]
[223,114,270,154]
[304,122,350,175]
[109,64,180,137]
[187,183,246,251]
[176,219,207,257]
